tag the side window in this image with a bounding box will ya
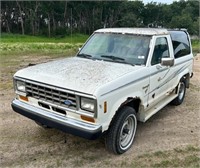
[170,31,190,58]
[151,37,169,65]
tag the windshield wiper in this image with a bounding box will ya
[101,55,125,61]
[101,55,135,66]
[77,53,92,59]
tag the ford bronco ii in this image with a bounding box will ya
[11,28,193,154]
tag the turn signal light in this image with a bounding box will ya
[81,115,95,123]
[19,95,28,102]
[104,101,107,113]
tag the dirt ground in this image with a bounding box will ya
[0,54,199,167]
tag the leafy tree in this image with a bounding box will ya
[1,0,199,36]
[170,14,193,30]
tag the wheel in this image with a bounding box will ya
[105,106,137,154]
[35,121,51,129]
[171,79,186,105]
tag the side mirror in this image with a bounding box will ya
[161,57,174,67]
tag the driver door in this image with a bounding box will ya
[148,36,173,107]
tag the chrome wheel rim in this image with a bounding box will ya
[119,114,136,150]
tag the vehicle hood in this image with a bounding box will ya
[14,57,142,95]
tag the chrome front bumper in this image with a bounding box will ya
[11,99,102,140]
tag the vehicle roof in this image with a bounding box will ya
[95,28,169,35]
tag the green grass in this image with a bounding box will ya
[0,33,88,56]
[1,33,89,43]
[131,145,200,168]
[153,155,200,167]
[0,42,82,56]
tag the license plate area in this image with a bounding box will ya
[38,101,66,115]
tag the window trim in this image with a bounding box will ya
[151,37,170,66]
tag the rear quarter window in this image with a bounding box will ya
[169,31,191,58]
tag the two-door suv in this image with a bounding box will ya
[12,28,193,154]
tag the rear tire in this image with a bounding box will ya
[171,79,186,105]
[105,106,137,154]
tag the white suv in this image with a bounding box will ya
[12,28,193,154]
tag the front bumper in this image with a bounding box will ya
[11,99,102,140]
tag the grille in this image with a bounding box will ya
[25,82,77,110]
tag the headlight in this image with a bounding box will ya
[16,80,26,92]
[80,97,95,112]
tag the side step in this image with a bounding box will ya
[138,93,178,122]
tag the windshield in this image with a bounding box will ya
[77,33,151,65]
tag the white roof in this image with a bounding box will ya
[95,28,169,35]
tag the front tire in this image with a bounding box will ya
[171,79,186,105]
[105,106,137,154]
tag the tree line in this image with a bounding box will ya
[1,0,199,37]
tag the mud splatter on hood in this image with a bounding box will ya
[14,57,142,95]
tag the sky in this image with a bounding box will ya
[142,0,179,4]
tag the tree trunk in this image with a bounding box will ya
[48,14,51,38]
[29,9,34,35]
[34,1,40,35]
[16,1,24,35]
[64,1,67,27]
[31,18,34,35]
[92,8,94,32]
[53,15,56,32]
[6,20,11,33]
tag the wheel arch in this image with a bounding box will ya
[107,97,141,130]
[119,97,141,113]
[176,66,191,89]
[175,73,190,94]
[183,73,190,88]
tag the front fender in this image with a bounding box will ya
[102,90,145,131]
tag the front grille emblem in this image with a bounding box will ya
[64,100,73,106]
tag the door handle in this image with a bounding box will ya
[142,84,149,93]
[142,84,149,89]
